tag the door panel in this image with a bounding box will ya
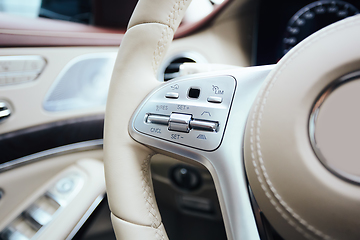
[0,151,105,240]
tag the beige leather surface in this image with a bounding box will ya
[111,214,168,240]
[128,0,191,32]
[104,24,164,228]
[104,0,191,239]
[167,16,254,67]
[244,15,360,240]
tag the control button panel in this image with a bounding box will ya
[146,113,219,133]
[133,75,236,151]
[0,56,46,86]
[0,173,84,240]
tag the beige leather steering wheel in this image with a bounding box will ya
[104,0,191,239]
[104,0,360,239]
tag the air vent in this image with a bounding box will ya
[163,57,195,81]
[158,53,207,82]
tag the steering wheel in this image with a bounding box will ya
[104,0,360,239]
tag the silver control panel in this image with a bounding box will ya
[133,75,236,151]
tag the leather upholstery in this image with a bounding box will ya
[128,0,190,31]
[104,0,191,239]
[244,15,360,240]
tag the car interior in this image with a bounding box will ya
[0,0,359,240]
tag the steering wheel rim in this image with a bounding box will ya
[104,0,360,239]
[104,0,192,239]
[244,14,360,240]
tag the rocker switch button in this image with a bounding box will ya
[190,120,219,132]
[168,113,192,133]
[165,92,179,99]
[147,114,169,125]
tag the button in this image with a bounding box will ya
[15,75,31,83]
[188,88,200,99]
[23,59,46,72]
[207,96,223,103]
[56,178,74,193]
[169,113,192,133]
[165,92,179,99]
[0,60,25,73]
[23,205,52,230]
[146,114,169,125]
[0,227,29,240]
[190,120,218,132]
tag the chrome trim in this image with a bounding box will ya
[65,194,105,240]
[189,119,218,132]
[309,70,360,184]
[207,96,223,103]
[0,139,103,173]
[165,92,179,99]
[147,114,170,125]
[168,113,192,133]
[157,52,208,81]
[130,65,275,240]
[23,205,53,230]
[0,100,11,123]
[0,227,29,240]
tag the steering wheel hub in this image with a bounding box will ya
[310,71,360,184]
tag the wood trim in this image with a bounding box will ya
[0,1,232,47]
[0,13,125,47]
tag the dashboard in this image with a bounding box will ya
[255,0,360,65]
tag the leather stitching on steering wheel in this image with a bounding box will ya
[140,154,167,240]
[152,0,189,75]
[141,154,161,228]
[155,225,166,240]
[153,27,173,75]
[250,16,360,240]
